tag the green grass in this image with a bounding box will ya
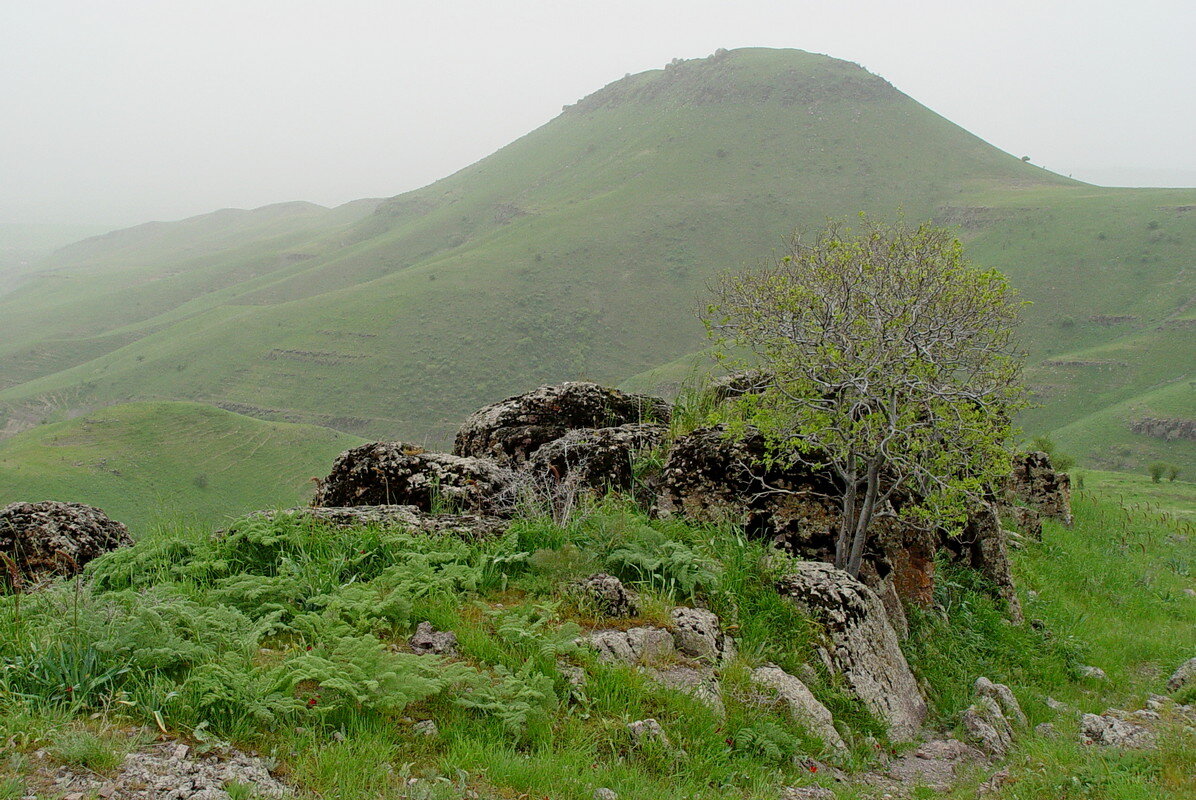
[7,47,1185,457]
[0,401,362,535]
[0,475,1191,799]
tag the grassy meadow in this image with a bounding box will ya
[0,401,362,535]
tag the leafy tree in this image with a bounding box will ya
[1148,462,1168,483]
[1167,464,1180,482]
[705,218,1028,577]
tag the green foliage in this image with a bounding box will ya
[604,525,721,599]
[708,218,1028,573]
[730,718,801,764]
[1149,462,1168,483]
[455,660,559,737]
[50,729,123,774]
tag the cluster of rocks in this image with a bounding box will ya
[0,500,132,589]
[961,677,1027,757]
[576,568,919,753]
[311,382,670,520]
[27,742,289,800]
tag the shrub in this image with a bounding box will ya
[1149,462,1168,483]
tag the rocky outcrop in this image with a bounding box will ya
[707,369,772,402]
[776,562,927,741]
[248,505,506,538]
[454,382,670,467]
[974,677,1027,728]
[750,665,845,750]
[527,423,665,495]
[656,426,940,612]
[627,718,671,748]
[573,573,638,618]
[1129,416,1196,442]
[656,425,839,549]
[31,742,290,799]
[311,442,516,516]
[0,501,131,589]
[942,503,1023,624]
[1008,451,1072,525]
[647,665,725,713]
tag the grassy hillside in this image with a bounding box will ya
[0,484,1192,799]
[0,401,362,534]
[0,48,1190,468]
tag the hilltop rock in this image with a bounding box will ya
[527,423,665,496]
[750,665,846,750]
[454,382,671,466]
[0,501,131,589]
[311,442,516,516]
[776,561,927,741]
[1008,451,1072,525]
[248,505,506,538]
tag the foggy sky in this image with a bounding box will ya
[2,0,1193,228]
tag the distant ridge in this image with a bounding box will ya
[0,47,1190,474]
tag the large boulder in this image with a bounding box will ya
[526,423,665,496]
[776,561,927,741]
[311,442,516,516]
[454,382,671,466]
[750,665,846,750]
[0,501,132,589]
[1008,451,1072,525]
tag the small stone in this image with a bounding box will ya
[780,787,835,800]
[409,621,458,656]
[98,786,117,799]
[1080,713,1155,748]
[1079,665,1108,681]
[574,573,638,618]
[1183,588,1195,598]
[413,719,439,737]
[173,744,189,761]
[670,606,734,663]
[1034,722,1057,737]
[974,677,1027,728]
[1044,696,1070,712]
[1167,657,1196,693]
[594,789,619,800]
[750,665,845,750]
[627,718,670,748]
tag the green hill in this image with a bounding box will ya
[0,401,363,534]
[0,48,1191,470]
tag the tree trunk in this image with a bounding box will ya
[834,474,857,570]
[846,460,881,577]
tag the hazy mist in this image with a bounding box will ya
[3,0,1193,228]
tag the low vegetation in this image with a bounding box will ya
[0,475,1192,798]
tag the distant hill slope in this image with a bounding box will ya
[0,48,1190,473]
[0,402,362,534]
